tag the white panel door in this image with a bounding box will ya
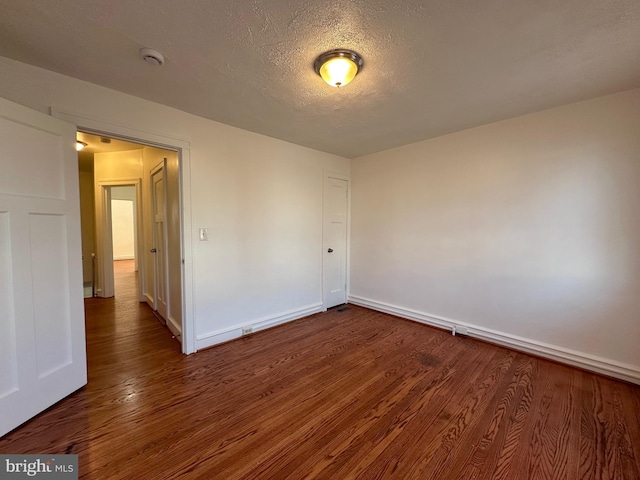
[323,176,349,308]
[151,162,168,320]
[0,97,87,436]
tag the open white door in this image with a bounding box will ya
[150,161,168,320]
[0,97,87,436]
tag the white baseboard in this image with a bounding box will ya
[196,302,324,351]
[143,293,154,309]
[114,255,134,260]
[167,315,181,338]
[348,295,640,385]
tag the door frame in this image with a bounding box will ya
[322,171,351,310]
[95,179,144,301]
[51,108,195,355]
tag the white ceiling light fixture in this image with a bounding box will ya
[76,141,87,151]
[314,49,363,88]
[139,47,165,66]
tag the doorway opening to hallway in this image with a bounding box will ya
[76,131,182,342]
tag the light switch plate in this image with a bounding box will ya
[199,228,208,241]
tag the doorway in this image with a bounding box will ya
[108,183,141,297]
[110,185,138,296]
[76,131,183,344]
[95,178,144,302]
[111,186,137,263]
[55,108,195,354]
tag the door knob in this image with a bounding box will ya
[150,248,157,253]
[327,248,334,253]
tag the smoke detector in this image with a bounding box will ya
[139,47,164,67]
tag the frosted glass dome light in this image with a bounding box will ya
[314,49,363,88]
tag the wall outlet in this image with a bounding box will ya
[242,326,253,335]
[455,326,468,336]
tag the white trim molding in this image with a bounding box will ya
[348,295,640,385]
[143,293,155,310]
[167,315,182,338]
[196,303,323,351]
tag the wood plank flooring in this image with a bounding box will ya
[1,262,639,479]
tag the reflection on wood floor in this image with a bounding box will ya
[1,267,639,478]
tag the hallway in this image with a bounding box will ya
[85,259,180,382]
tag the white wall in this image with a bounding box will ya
[351,88,640,382]
[111,199,135,260]
[94,150,143,180]
[0,56,349,350]
[111,186,136,201]
[110,185,137,263]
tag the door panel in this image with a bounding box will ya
[0,211,18,399]
[0,97,87,436]
[323,177,348,309]
[0,116,64,199]
[30,214,73,377]
[151,164,168,320]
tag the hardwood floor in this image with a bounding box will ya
[1,266,639,479]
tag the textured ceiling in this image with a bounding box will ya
[0,0,639,158]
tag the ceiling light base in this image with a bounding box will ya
[314,49,363,87]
